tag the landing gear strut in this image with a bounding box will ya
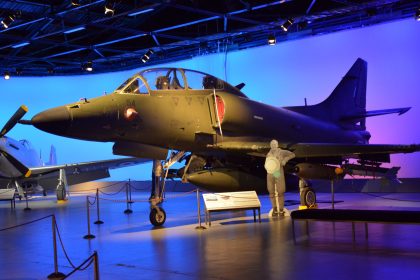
[56,168,68,201]
[148,150,186,226]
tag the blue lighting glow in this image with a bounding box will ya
[63,26,85,34]
[1,19,419,181]
[11,41,30,48]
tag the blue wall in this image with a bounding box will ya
[1,19,419,180]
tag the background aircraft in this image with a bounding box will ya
[1,106,146,200]
[23,58,420,224]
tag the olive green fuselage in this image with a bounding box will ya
[39,89,366,152]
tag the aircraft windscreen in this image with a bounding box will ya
[116,76,148,94]
[142,69,185,91]
[116,76,133,91]
[183,70,224,90]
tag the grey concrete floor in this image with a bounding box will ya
[1,189,420,280]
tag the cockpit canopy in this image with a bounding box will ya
[114,68,247,97]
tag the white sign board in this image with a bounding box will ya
[203,191,261,211]
[0,189,15,200]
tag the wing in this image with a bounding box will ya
[29,157,148,175]
[207,142,420,160]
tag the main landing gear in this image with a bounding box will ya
[149,203,166,227]
[299,179,317,209]
[148,151,186,227]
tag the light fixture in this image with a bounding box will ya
[105,0,115,16]
[71,0,80,6]
[1,14,16,29]
[4,71,10,80]
[416,8,420,21]
[141,49,154,63]
[83,61,93,72]
[268,34,276,45]
[281,18,294,32]
[64,26,85,34]
[128,8,155,17]
[11,41,30,48]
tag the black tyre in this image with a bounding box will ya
[301,187,316,208]
[56,186,67,200]
[149,207,166,227]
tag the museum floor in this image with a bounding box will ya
[1,188,420,280]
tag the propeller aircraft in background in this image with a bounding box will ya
[1,106,146,200]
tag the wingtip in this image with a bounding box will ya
[24,170,31,177]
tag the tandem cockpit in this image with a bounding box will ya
[114,68,247,97]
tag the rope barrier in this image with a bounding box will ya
[98,184,127,196]
[55,221,78,269]
[62,251,99,279]
[87,195,97,206]
[130,184,150,191]
[0,215,52,232]
[0,211,99,278]
[68,180,128,193]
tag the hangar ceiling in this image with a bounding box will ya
[1,0,419,76]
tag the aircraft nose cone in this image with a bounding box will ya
[31,106,70,135]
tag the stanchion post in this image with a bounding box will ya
[94,189,104,225]
[84,197,95,239]
[124,182,133,214]
[195,188,206,230]
[93,251,100,280]
[331,180,335,210]
[48,215,65,279]
[128,179,133,204]
[24,185,31,211]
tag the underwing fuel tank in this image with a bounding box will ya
[294,163,345,180]
[186,168,265,193]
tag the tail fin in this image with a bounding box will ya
[287,58,367,130]
[46,145,57,165]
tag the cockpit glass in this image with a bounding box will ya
[142,69,185,91]
[122,77,147,94]
[116,77,132,91]
[116,76,147,94]
[183,70,224,90]
[143,69,170,91]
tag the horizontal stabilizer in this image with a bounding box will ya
[341,107,411,121]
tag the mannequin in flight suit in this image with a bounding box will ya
[264,140,295,216]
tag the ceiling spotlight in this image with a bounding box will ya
[1,14,16,29]
[4,71,10,80]
[281,18,294,32]
[141,49,154,63]
[268,34,276,46]
[416,8,420,21]
[71,0,80,6]
[105,0,115,16]
[83,61,93,72]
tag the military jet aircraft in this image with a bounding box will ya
[23,58,420,225]
[1,106,146,200]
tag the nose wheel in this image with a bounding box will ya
[149,206,166,227]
